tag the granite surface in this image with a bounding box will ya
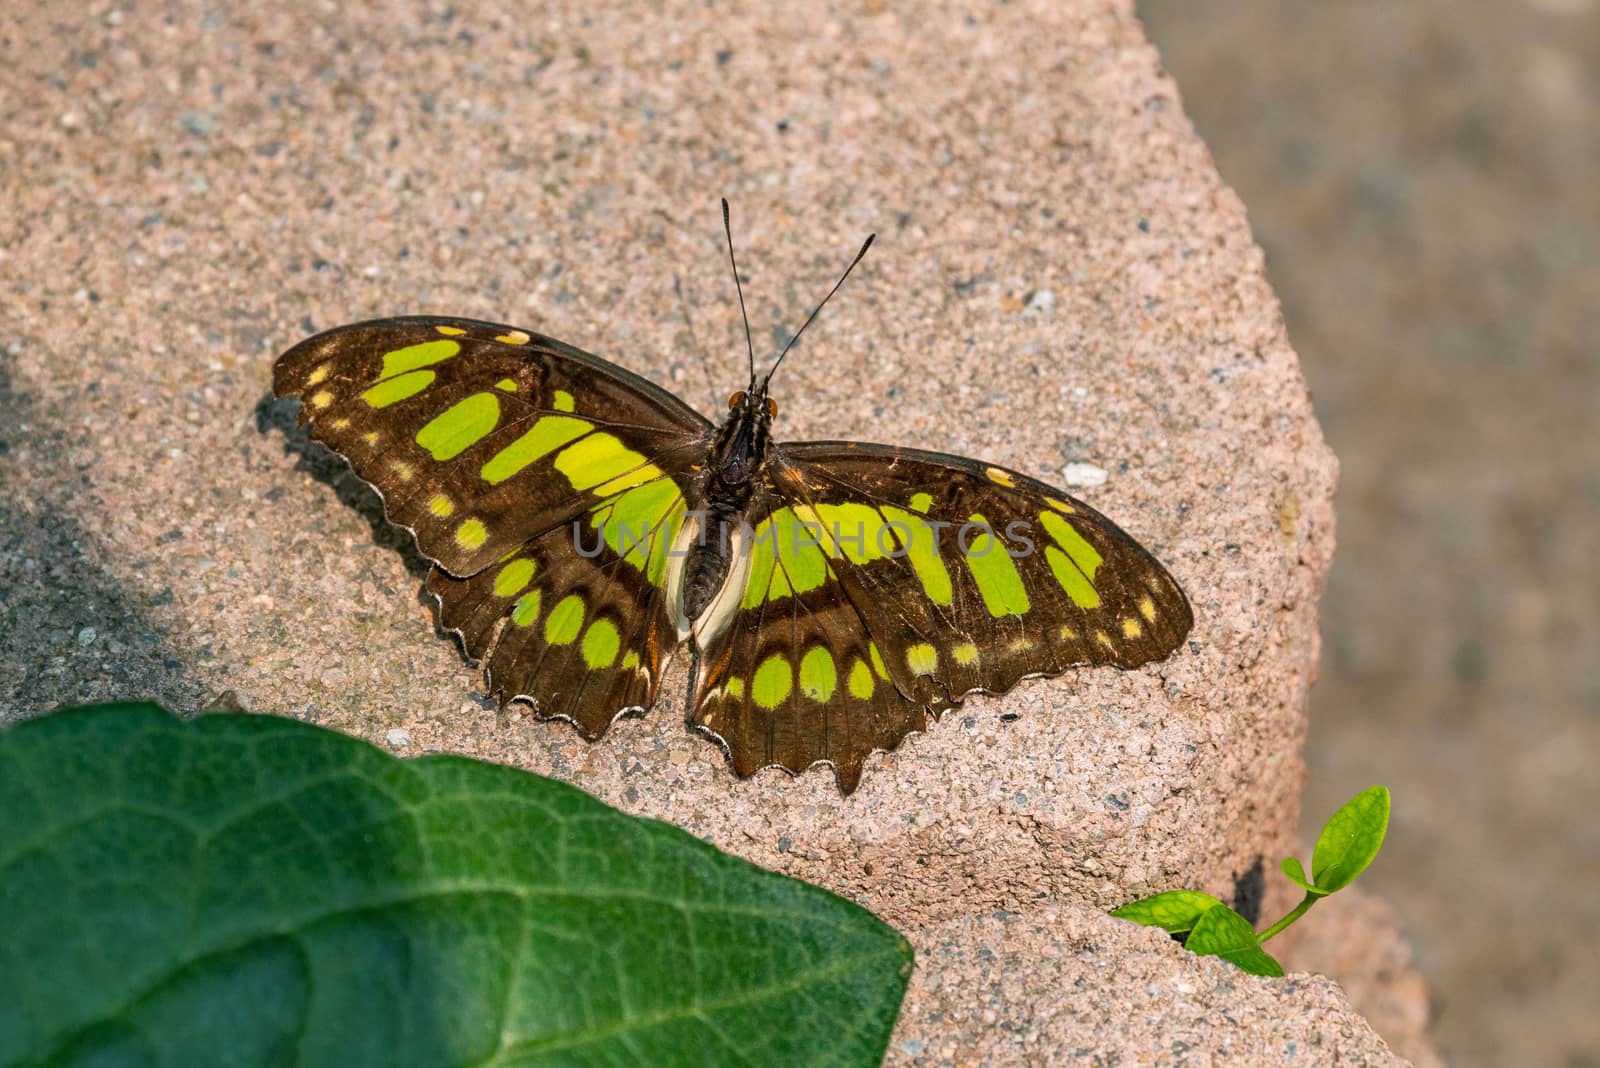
[1,1,1427,1062]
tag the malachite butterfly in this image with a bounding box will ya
[273,204,1192,792]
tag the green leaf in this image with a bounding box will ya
[1310,784,1391,894]
[1279,856,1330,897]
[1110,890,1225,934]
[0,703,912,1067]
[1184,905,1284,978]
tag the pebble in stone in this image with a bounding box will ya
[385,728,413,748]
[1062,461,1109,488]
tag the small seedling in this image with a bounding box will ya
[1110,785,1391,977]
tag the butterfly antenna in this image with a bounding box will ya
[763,230,875,387]
[721,198,759,388]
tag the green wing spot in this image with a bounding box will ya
[752,655,793,710]
[363,369,434,408]
[744,509,832,607]
[480,416,592,484]
[724,677,746,699]
[848,659,874,700]
[552,390,576,412]
[1045,545,1100,609]
[510,590,541,627]
[543,595,585,645]
[1040,511,1103,582]
[417,393,501,461]
[554,433,652,491]
[621,650,641,670]
[590,477,683,577]
[952,642,978,666]
[869,642,889,680]
[493,559,536,599]
[645,498,688,586]
[581,620,621,669]
[455,519,488,551]
[380,339,460,379]
[799,647,837,702]
[807,502,894,563]
[909,492,934,513]
[906,643,938,676]
[963,513,1031,618]
[882,506,954,606]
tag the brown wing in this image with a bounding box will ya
[691,441,1192,792]
[273,316,711,576]
[427,468,690,733]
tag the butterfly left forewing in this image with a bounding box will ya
[274,316,710,575]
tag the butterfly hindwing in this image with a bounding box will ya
[428,467,691,734]
[273,316,710,575]
[691,535,922,793]
[691,441,1192,788]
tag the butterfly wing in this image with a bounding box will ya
[275,316,711,726]
[690,441,1192,791]
[273,316,711,574]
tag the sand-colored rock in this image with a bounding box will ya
[1,0,1427,1061]
[896,903,1412,1067]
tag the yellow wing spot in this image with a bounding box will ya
[307,363,331,386]
[455,518,488,551]
[362,431,380,446]
[952,642,979,666]
[310,390,334,409]
[330,418,350,430]
[493,558,535,598]
[435,325,466,336]
[494,378,518,392]
[848,659,875,700]
[869,642,889,680]
[427,494,454,518]
[724,677,746,699]
[1008,638,1035,654]
[510,590,541,627]
[1095,630,1114,649]
[621,650,641,671]
[1139,596,1157,623]
[1122,617,1143,639]
[1046,497,1076,515]
[906,643,938,676]
[1058,624,1078,641]
[495,330,531,345]
[391,461,415,482]
[985,467,1016,488]
[552,390,576,412]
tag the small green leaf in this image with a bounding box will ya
[1185,905,1285,978]
[1110,890,1225,934]
[1279,856,1330,897]
[1310,784,1391,894]
[0,703,912,1067]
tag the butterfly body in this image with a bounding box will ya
[679,387,775,624]
[275,275,1192,792]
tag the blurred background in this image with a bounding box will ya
[1136,2,1598,1065]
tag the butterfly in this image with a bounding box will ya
[273,202,1193,792]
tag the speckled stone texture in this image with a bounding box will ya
[2,0,1424,1062]
[892,902,1415,1067]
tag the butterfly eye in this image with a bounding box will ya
[728,391,746,410]
[766,397,779,419]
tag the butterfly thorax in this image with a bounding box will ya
[681,387,775,622]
